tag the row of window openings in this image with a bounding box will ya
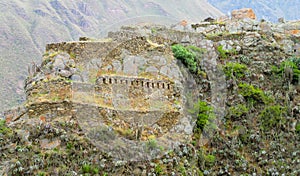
[99,78,171,89]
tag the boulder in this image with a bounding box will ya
[287,29,300,35]
[231,8,256,20]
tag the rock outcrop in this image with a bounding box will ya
[231,8,257,20]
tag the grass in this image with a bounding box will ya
[259,105,287,132]
[0,119,11,135]
[217,45,238,60]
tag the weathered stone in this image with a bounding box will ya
[52,52,70,70]
[181,35,190,43]
[145,66,159,74]
[40,139,61,149]
[52,58,65,70]
[259,22,272,33]
[243,32,261,47]
[286,29,300,35]
[217,15,230,22]
[219,40,233,50]
[66,59,76,68]
[278,39,294,54]
[231,8,256,20]
[58,69,72,78]
[112,60,122,72]
[278,17,285,23]
[123,55,146,76]
[160,65,181,80]
[71,74,83,82]
[69,67,77,74]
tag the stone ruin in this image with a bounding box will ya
[21,31,197,161]
[4,10,300,160]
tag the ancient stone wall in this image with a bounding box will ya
[94,75,175,111]
[46,41,117,64]
[25,78,72,104]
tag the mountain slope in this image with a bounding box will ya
[1,17,300,175]
[0,0,223,111]
[208,0,300,22]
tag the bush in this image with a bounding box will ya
[192,101,216,137]
[82,164,92,173]
[289,57,300,68]
[259,105,287,131]
[171,44,201,73]
[272,57,300,84]
[228,104,248,119]
[205,154,216,167]
[223,62,248,79]
[295,123,300,134]
[81,164,99,174]
[197,148,216,169]
[238,83,273,104]
[0,119,11,135]
[155,164,163,174]
[217,45,237,60]
[186,45,205,59]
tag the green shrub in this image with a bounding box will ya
[66,142,74,149]
[171,44,200,73]
[238,83,273,104]
[82,164,92,173]
[217,45,237,60]
[272,57,300,84]
[192,101,216,137]
[155,164,163,175]
[37,172,46,176]
[228,104,248,119]
[0,119,11,135]
[147,139,158,150]
[259,105,287,131]
[289,57,300,68]
[92,168,99,174]
[223,62,248,79]
[205,154,216,167]
[186,45,205,58]
[197,148,216,169]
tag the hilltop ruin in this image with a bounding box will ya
[1,10,300,174]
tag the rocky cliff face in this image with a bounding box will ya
[1,12,300,175]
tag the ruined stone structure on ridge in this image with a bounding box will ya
[5,15,300,161]
[20,29,197,160]
[94,75,175,111]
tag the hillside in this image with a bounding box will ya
[1,11,300,175]
[0,0,223,112]
[208,0,300,22]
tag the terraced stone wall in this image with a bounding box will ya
[94,75,175,111]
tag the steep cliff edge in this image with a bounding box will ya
[1,12,300,175]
